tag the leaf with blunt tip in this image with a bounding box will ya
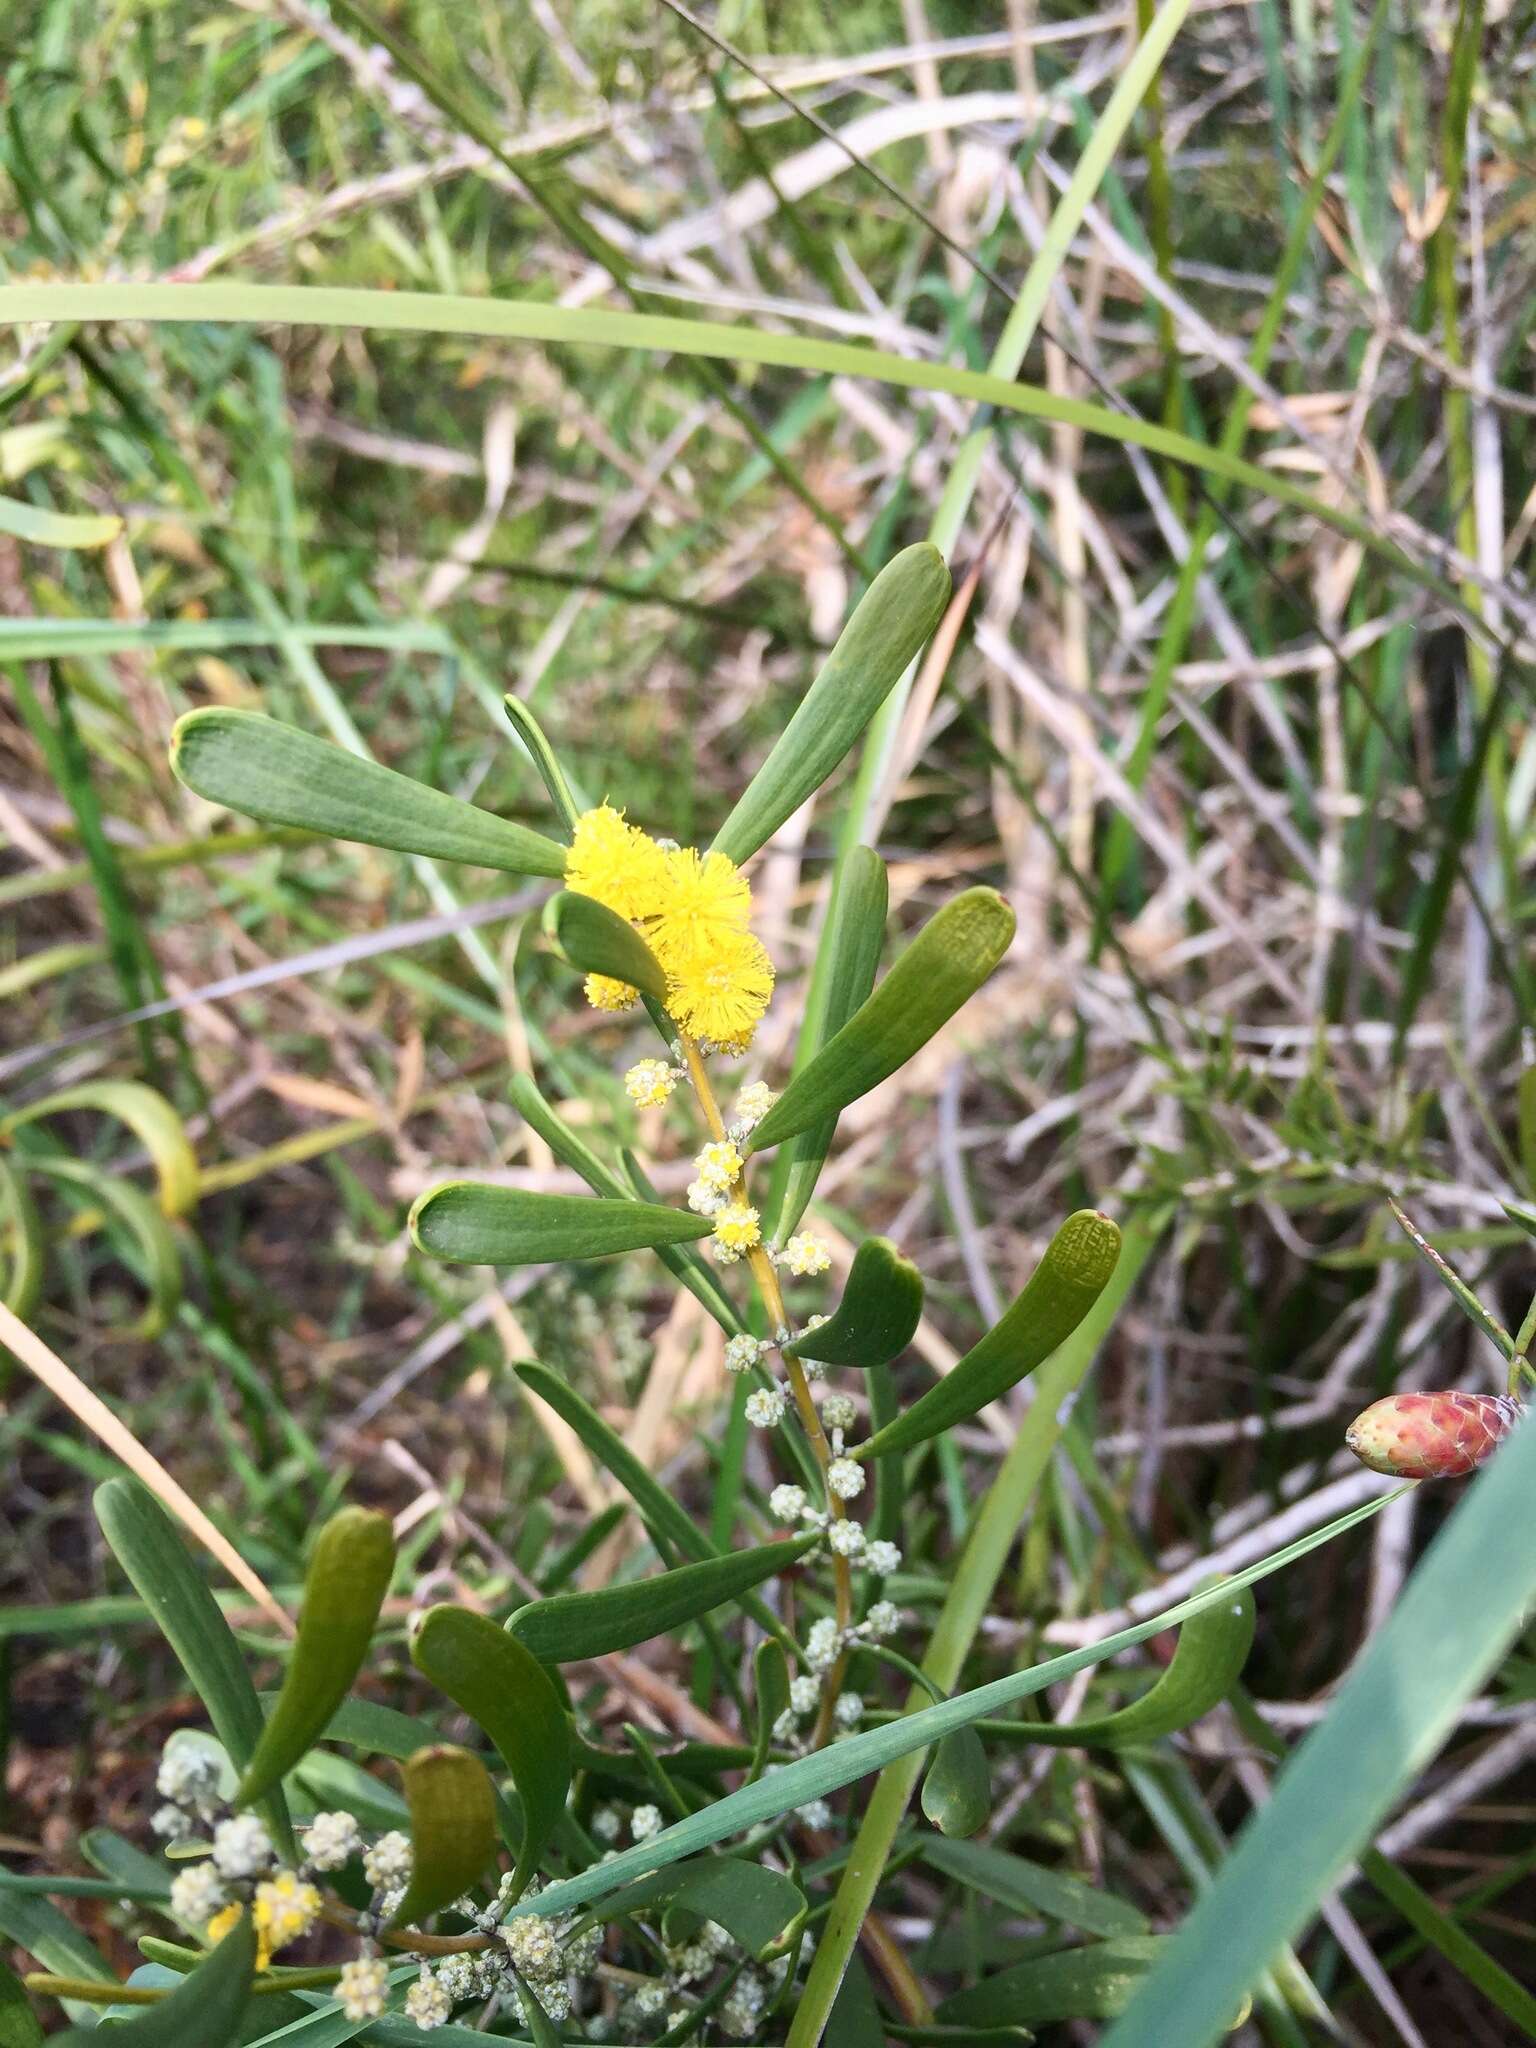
[573,1857,806,1960]
[171,708,567,877]
[3,1079,199,1216]
[409,1182,712,1265]
[782,1237,922,1369]
[52,1914,257,2048]
[763,843,888,1243]
[938,1938,1169,2028]
[390,1747,498,1928]
[410,1606,572,1897]
[919,1837,1149,1941]
[746,888,1016,1156]
[711,545,951,864]
[94,1480,294,1857]
[506,1536,818,1663]
[506,1075,743,1333]
[237,1506,395,1809]
[1018,1581,1255,1748]
[921,1724,990,1838]
[860,1211,1121,1460]
[549,890,666,1000]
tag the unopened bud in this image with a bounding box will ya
[1346,1392,1522,1480]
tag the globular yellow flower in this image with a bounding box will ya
[782,1231,831,1277]
[565,803,667,923]
[713,1201,761,1261]
[624,1058,677,1109]
[666,927,774,1048]
[646,848,752,968]
[253,1871,322,1965]
[695,1138,743,1190]
[206,1902,256,1962]
[585,972,637,1013]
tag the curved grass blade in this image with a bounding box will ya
[1100,1411,1536,2048]
[782,1237,921,1369]
[747,888,1016,1155]
[0,492,120,550]
[938,1937,1169,2029]
[29,1159,181,1340]
[171,709,566,878]
[0,286,1458,612]
[549,891,666,1001]
[409,1183,711,1265]
[236,1507,395,1809]
[52,1911,256,2047]
[710,545,951,864]
[919,1837,1149,1941]
[1018,1582,1255,1748]
[410,1606,571,1897]
[94,1480,293,1857]
[572,1857,806,1961]
[861,1212,1121,1459]
[0,1158,44,1318]
[506,1535,817,1663]
[502,697,580,837]
[389,1748,497,1929]
[3,1080,199,1216]
[763,843,888,1243]
[920,1723,990,1838]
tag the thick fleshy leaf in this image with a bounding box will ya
[920,1837,1149,1940]
[409,1182,711,1265]
[746,888,1016,1155]
[506,1536,817,1663]
[237,1506,395,1808]
[782,1237,921,1369]
[390,1747,498,1928]
[0,1158,44,1318]
[29,1159,181,1339]
[763,844,888,1242]
[938,1938,1169,2028]
[1021,1582,1255,1748]
[410,1606,571,1896]
[513,1362,795,1655]
[549,890,666,1000]
[171,709,567,877]
[52,1915,257,2048]
[507,1077,742,1333]
[575,1857,806,1960]
[94,1481,293,1857]
[3,1080,199,1216]
[860,1211,1122,1460]
[711,546,950,864]
[921,1724,990,1838]
[502,697,579,836]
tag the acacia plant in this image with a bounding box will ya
[12,544,1533,2046]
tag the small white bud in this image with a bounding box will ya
[169,1862,225,1929]
[788,1674,821,1716]
[796,1797,833,1829]
[819,1392,857,1431]
[865,1599,903,1639]
[303,1811,362,1871]
[152,1803,193,1842]
[782,1232,832,1277]
[590,1805,622,1843]
[768,1482,807,1522]
[805,1617,841,1671]
[826,1457,865,1500]
[724,1333,764,1376]
[630,1803,663,1843]
[210,1814,273,1881]
[363,1829,413,1891]
[828,1517,865,1557]
[864,1539,902,1578]
[834,1691,864,1728]
[405,1969,452,2030]
[745,1387,786,1428]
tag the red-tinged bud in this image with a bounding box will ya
[1346,1391,1523,1479]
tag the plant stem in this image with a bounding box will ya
[676,1030,854,1741]
[785,1222,1158,2046]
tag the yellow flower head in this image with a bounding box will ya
[206,1902,256,1963]
[253,1872,322,1964]
[695,1138,743,1190]
[646,848,752,971]
[624,1058,677,1109]
[565,803,667,922]
[584,972,637,1013]
[713,1201,761,1259]
[666,927,775,1048]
